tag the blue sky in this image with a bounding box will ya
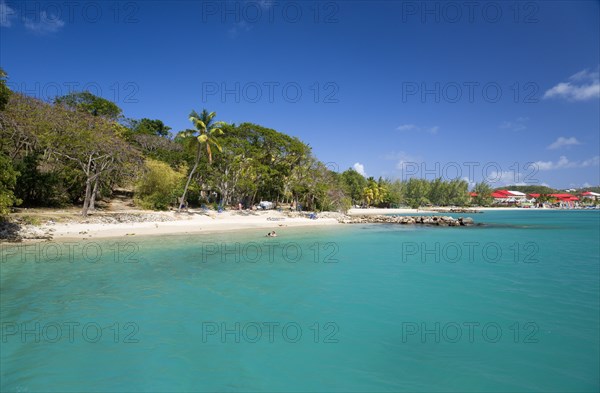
[1,0,599,189]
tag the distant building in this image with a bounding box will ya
[491,190,527,203]
[549,193,579,208]
[581,191,600,200]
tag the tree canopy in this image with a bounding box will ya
[55,91,123,120]
[0,69,486,217]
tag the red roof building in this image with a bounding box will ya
[491,190,510,198]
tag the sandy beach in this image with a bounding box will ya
[3,206,581,243]
[49,207,442,240]
[34,210,341,241]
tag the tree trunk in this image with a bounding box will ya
[179,145,201,211]
[222,189,229,207]
[249,190,257,208]
[179,161,198,211]
[89,176,99,211]
[82,178,93,216]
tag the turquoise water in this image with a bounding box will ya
[1,210,599,392]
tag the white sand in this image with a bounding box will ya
[347,208,436,215]
[43,210,340,240]
[30,206,562,241]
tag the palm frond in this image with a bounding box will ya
[211,140,223,152]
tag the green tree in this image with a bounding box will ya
[41,102,137,216]
[386,179,404,207]
[363,177,388,207]
[135,159,186,210]
[535,194,552,204]
[177,109,225,211]
[472,182,493,206]
[55,91,123,120]
[341,168,367,206]
[427,177,446,206]
[404,178,430,208]
[128,118,171,137]
[0,154,21,216]
[0,68,11,111]
[13,153,71,207]
[446,179,469,206]
[130,133,185,167]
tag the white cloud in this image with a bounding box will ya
[396,124,439,134]
[486,171,528,187]
[353,162,366,176]
[397,124,417,131]
[570,69,599,81]
[487,156,599,185]
[499,117,528,132]
[547,137,581,150]
[462,176,475,189]
[24,11,65,34]
[486,175,553,188]
[228,20,252,38]
[533,155,599,171]
[581,156,600,167]
[383,151,421,170]
[534,156,573,170]
[256,0,276,9]
[544,68,600,102]
[0,1,16,27]
[583,182,592,188]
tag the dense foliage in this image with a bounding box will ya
[135,159,186,210]
[0,71,492,217]
[54,91,123,120]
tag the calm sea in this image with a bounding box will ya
[1,210,599,392]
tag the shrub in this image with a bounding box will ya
[0,155,21,216]
[134,159,186,210]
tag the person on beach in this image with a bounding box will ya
[266,231,277,237]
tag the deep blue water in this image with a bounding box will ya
[1,210,599,392]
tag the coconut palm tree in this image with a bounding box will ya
[177,109,225,211]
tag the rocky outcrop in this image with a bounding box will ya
[1,213,177,243]
[0,221,53,242]
[79,213,176,224]
[431,208,482,213]
[338,215,475,226]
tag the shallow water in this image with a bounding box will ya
[1,210,599,392]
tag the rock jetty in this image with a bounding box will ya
[339,215,475,226]
[431,208,482,213]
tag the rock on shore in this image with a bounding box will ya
[339,215,475,226]
[1,212,178,242]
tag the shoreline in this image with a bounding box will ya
[349,207,593,214]
[3,206,597,243]
[4,210,342,242]
[49,217,341,241]
[347,208,436,215]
